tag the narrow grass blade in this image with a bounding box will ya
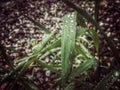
[75,45,89,60]
[78,37,89,43]
[40,38,61,54]
[33,31,55,54]
[15,56,29,63]
[19,55,37,75]
[36,48,61,72]
[64,82,75,90]
[21,77,39,90]
[79,43,92,58]
[76,27,88,37]
[51,51,61,63]
[40,48,60,60]
[61,12,77,83]
[36,60,58,72]
[94,70,120,90]
[95,0,101,22]
[77,12,87,27]
[50,78,62,90]
[70,58,97,79]
[89,29,99,52]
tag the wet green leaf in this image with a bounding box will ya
[61,12,77,83]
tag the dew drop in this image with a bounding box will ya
[71,20,74,23]
[71,13,74,17]
[45,70,51,77]
[70,30,74,33]
[67,14,70,18]
[114,71,119,77]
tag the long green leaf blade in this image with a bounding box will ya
[89,29,99,52]
[77,13,87,27]
[70,58,97,79]
[40,38,61,54]
[33,31,55,54]
[61,12,77,83]
[36,60,58,72]
[22,78,39,90]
